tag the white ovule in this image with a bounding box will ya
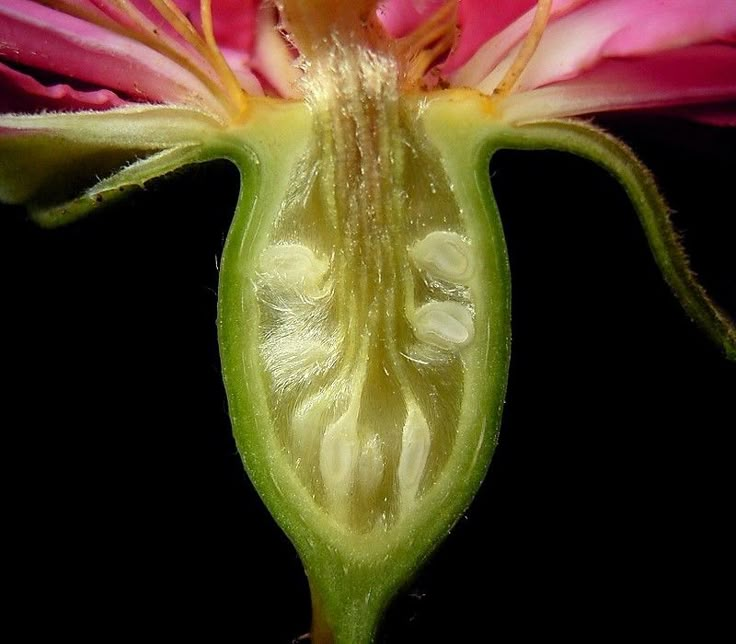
[398,403,431,504]
[413,301,474,350]
[319,402,360,499]
[410,231,474,284]
[259,243,328,293]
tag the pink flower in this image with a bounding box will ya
[0,1,734,121]
[2,4,734,642]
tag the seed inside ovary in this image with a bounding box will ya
[319,396,361,521]
[413,301,474,350]
[320,410,358,488]
[291,396,329,461]
[259,243,328,293]
[410,231,474,284]
[398,402,431,505]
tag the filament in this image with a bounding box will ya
[396,0,457,89]
[199,0,248,113]
[493,0,552,97]
[149,0,246,115]
[49,0,247,117]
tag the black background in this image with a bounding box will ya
[2,115,734,641]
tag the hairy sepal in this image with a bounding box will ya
[0,105,224,222]
[491,118,736,361]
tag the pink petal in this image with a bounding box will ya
[123,2,263,92]
[47,1,119,24]
[250,4,300,98]
[521,0,736,91]
[449,0,589,82]
[0,61,126,112]
[0,1,228,114]
[669,103,736,127]
[377,0,447,37]
[448,0,538,72]
[71,2,257,53]
[59,1,258,98]
[463,0,736,93]
[31,2,198,61]
[500,44,736,123]
[159,0,259,54]
[377,1,587,74]
[45,1,216,87]
[220,46,266,96]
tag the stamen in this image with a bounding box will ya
[199,0,248,112]
[199,0,218,49]
[149,0,247,116]
[50,1,230,113]
[493,0,552,97]
[395,1,457,89]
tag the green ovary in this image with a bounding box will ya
[247,45,488,534]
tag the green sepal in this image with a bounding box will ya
[0,105,223,223]
[30,146,205,228]
[490,118,736,361]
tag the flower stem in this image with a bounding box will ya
[310,597,336,644]
[308,578,383,644]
